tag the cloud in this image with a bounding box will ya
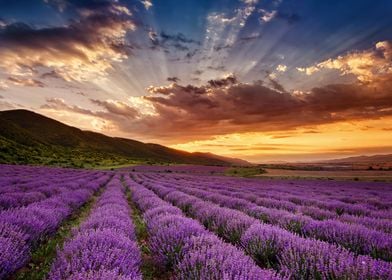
[42,97,139,122]
[207,65,226,72]
[0,80,8,90]
[207,73,237,87]
[208,4,256,28]
[148,30,159,45]
[0,0,135,83]
[42,98,95,114]
[143,73,392,140]
[0,19,6,28]
[214,44,232,51]
[167,77,180,83]
[185,49,199,60]
[8,77,45,87]
[45,0,132,15]
[276,64,287,72]
[238,33,262,42]
[297,41,392,83]
[160,32,199,45]
[205,0,258,53]
[90,99,139,119]
[296,66,317,75]
[149,31,200,52]
[242,0,259,4]
[0,100,19,110]
[141,0,153,10]
[259,9,277,22]
[40,70,62,80]
[193,70,203,75]
[40,46,392,142]
[258,9,300,24]
[268,78,286,92]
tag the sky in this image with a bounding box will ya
[0,0,391,162]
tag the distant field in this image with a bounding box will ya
[259,168,392,181]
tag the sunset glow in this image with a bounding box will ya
[1,0,391,162]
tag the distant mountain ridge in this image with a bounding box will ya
[321,154,392,163]
[194,152,251,166]
[0,109,249,167]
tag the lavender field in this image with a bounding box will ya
[1,164,392,280]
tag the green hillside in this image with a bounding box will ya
[0,109,232,168]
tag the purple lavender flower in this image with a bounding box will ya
[48,229,141,279]
[48,178,142,279]
[176,234,282,280]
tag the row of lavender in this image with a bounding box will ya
[142,173,392,260]
[131,173,392,279]
[48,176,142,279]
[0,165,96,188]
[193,175,392,233]
[0,165,110,278]
[0,165,100,210]
[130,164,392,211]
[155,172,392,215]
[232,176,391,214]
[124,164,228,175]
[123,176,281,279]
[172,173,392,232]
[194,177,392,233]
[208,177,392,218]
[143,173,392,232]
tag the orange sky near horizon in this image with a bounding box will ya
[169,117,392,162]
[38,107,392,162]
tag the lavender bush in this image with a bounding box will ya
[48,176,142,280]
[0,165,108,278]
[124,176,281,279]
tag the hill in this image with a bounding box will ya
[321,154,392,164]
[194,152,251,166]
[0,109,245,168]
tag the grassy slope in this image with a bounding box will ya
[0,109,229,168]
